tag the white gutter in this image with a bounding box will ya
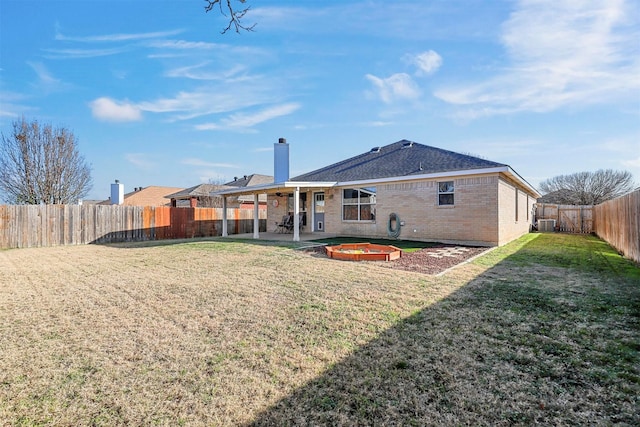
[212,181,337,196]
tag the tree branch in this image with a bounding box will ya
[204,0,256,34]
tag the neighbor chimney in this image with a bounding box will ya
[110,180,124,205]
[274,137,289,183]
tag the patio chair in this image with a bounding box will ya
[275,214,293,233]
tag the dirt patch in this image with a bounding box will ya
[306,244,490,275]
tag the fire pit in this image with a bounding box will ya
[325,242,402,261]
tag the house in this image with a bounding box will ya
[225,174,274,209]
[167,184,234,208]
[98,182,185,207]
[214,139,540,246]
[166,175,274,208]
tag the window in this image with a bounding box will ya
[438,181,454,205]
[342,188,376,221]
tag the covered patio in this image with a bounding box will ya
[214,181,335,242]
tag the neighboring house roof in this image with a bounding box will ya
[225,174,274,203]
[166,184,233,200]
[225,174,274,188]
[292,140,506,182]
[98,186,185,206]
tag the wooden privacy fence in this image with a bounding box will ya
[535,203,593,233]
[593,189,640,264]
[0,205,267,249]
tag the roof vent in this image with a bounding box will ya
[370,147,380,153]
[402,141,414,149]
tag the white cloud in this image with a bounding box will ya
[407,50,443,76]
[365,73,421,104]
[165,63,247,81]
[89,97,142,122]
[27,62,59,86]
[622,156,640,168]
[362,120,394,127]
[55,29,183,42]
[145,40,222,50]
[137,83,276,121]
[124,153,155,170]
[181,158,238,168]
[196,103,301,130]
[43,47,127,59]
[434,0,640,116]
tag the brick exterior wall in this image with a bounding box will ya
[497,177,536,245]
[265,172,535,246]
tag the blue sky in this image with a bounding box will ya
[1,0,639,201]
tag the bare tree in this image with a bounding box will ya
[539,169,635,205]
[0,118,93,204]
[204,0,256,34]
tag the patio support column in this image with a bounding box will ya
[293,186,300,242]
[222,196,228,237]
[253,193,260,239]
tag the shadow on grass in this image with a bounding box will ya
[100,235,451,253]
[248,233,640,426]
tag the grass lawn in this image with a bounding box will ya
[0,233,638,425]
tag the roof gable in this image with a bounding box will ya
[291,140,505,182]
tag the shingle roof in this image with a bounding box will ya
[291,140,506,182]
[166,184,231,200]
[225,174,274,203]
[98,186,185,206]
[224,174,274,187]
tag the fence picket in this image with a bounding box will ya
[0,205,266,249]
[593,189,639,264]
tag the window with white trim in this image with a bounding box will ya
[342,188,376,221]
[438,181,454,205]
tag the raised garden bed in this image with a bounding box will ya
[325,242,402,261]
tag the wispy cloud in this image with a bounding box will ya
[89,97,142,122]
[125,153,156,170]
[43,47,128,59]
[362,120,394,127]
[434,0,640,117]
[365,73,421,104]
[145,40,222,50]
[0,90,31,118]
[55,29,184,42]
[622,156,640,169]
[165,63,248,81]
[137,87,269,120]
[27,62,71,92]
[405,50,443,76]
[181,158,238,168]
[196,103,301,131]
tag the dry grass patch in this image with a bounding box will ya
[0,234,638,426]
